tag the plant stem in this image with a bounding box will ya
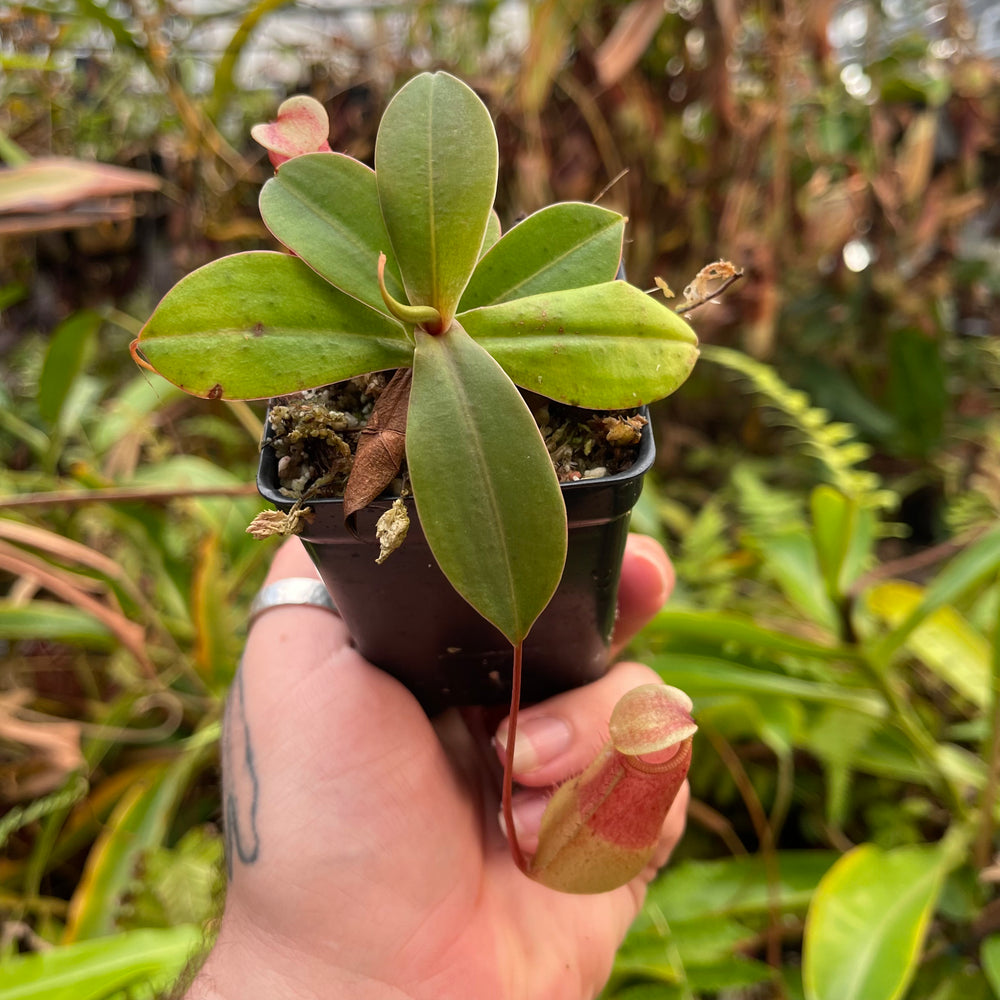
[502,641,528,873]
[975,579,1000,868]
[859,649,969,819]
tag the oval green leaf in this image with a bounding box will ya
[259,152,406,313]
[803,843,946,1000]
[406,323,567,643]
[459,281,699,408]
[375,72,498,323]
[136,252,412,399]
[459,202,624,311]
[479,209,502,258]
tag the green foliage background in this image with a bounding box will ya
[1,2,999,998]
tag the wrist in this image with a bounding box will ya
[182,921,417,1000]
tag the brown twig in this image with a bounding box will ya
[0,484,259,509]
[705,730,787,994]
[675,271,745,314]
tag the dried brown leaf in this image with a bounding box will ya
[0,690,84,803]
[595,0,669,87]
[344,367,412,524]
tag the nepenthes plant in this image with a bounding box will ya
[131,72,699,892]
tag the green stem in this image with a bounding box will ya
[861,649,968,819]
[975,575,1000,868]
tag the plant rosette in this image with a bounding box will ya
[132,72,700,892]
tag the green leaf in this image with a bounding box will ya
[259,152,406,314]
[803,843,947,1000]
[459,202,624,310]
[875,528,1000,661]
[982,934,1000,999]
[643,850,838,924]
[750,528,840,633]
[375,72,498,322]
[136,252,411,399]
[888,327,947,458]
[479,209,501,258]
[648,652,886,716]
[645,609,858,661]
[406,323,567,643]
[810,484,861,597]
[0,601,113,649]
[866,580,990,707]
[459,282,698,407]
[0,925,201,1000]
[65,732,216,941]
[38,310,101,427]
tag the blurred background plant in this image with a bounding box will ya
[1,1,998,998]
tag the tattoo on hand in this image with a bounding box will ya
[222,665,260,877]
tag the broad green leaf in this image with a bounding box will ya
[479,209,501,258]
[803,843,947,1000]
[38,309,100,427]
[982,934,1000,999]
[649,652,886,716]
[0,925,201,1000]
[642,850,838,924]
[459,282,698,407]
[613,919,760,981]
[407,323,566,643]
[876,527,1000,660]
[749,529,840,633]
[459,202,624,310]
[375,72,498,322]
[645,609,859,661]
[810,485,856,597]
[866,580,990,707]
[136,252,411,399]
[0,600,113,649]
[259,152,406,313]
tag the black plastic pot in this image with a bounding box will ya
[257,409,655,715]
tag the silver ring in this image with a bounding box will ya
[248,578,337,628]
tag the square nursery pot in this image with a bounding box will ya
[257,406,655,715]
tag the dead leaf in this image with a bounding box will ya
[246,506,314,540]
[595,0,669,87]
[0,539,155,678]
[0,157,162,214]
[0,157,161,236]
[344,367,412,525]
[375,499,410,564]
[0,690,84,803]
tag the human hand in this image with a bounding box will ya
[186,534,689,1000]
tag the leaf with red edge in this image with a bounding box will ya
[251,95,332,168]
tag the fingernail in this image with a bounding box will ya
[498,791,548,850]
[496,716,572,773]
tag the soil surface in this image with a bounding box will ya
[268,374,647,500]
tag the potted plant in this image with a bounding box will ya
[131,72,701,891]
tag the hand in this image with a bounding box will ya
[186,534,688,1000]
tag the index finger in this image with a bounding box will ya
[610,533,675,656]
